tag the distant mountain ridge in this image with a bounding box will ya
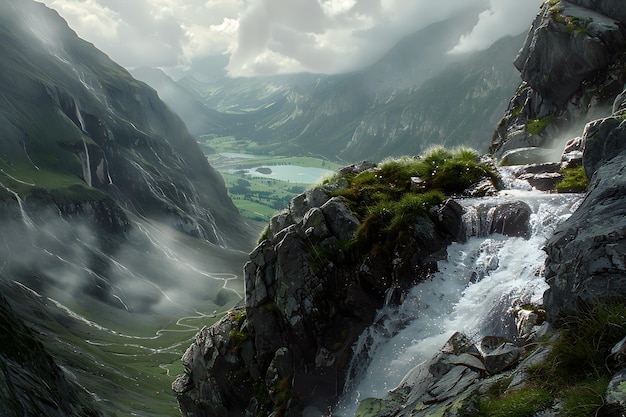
[134,7,523,162]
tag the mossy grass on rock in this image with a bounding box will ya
[330,147,497,249]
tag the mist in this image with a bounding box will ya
[0,204,245,319]
[41,0,545,77]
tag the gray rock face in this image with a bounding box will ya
[489,201,532,239]
[358,332,530,416]
[491,0,626,159]
[515,2,625,108]
[544,159,626,320]
[174,183,460,415]
[544,114,626,322]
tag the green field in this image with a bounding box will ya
[204,136,343,221]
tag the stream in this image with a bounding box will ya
[333,188,582,416]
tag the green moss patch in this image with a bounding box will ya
[526,115,554,136]
[329,147,495,247]
[556,165,588,193]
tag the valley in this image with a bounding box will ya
[1,1,626,417]
[203,135,342,221]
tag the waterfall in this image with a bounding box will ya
[81,139,93,187]
[333,191,581,416]
[74,105,93,187]
[0,182,35,229]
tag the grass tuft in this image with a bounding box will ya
[556,165,588,193]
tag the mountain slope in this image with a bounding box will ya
[0,1,259,416]
[0,0,254,247]
[154,7,521,162]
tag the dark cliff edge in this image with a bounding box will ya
[175,1,626,416]
[491,0,626,322]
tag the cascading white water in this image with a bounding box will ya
[333,190,582,417]
[81,139,93,187]
[0,181,35,229]
[75,105,93,187]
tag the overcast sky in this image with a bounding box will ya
[40,0,544,77]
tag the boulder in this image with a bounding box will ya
[544,150,626,321]
[519,172,563,191]
[490,201,532,239]
[515,1,626,108]
[482,343,524,375]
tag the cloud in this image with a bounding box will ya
[448,0,544,54]
[40,0,545,76]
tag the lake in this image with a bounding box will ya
[239,165,335,184]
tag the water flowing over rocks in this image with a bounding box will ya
[174,1,626,416]
[175,177,511,415]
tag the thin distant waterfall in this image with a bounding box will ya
[0,182,35,229]
[75,105,93,187]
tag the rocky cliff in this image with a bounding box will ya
[491,0,626,162]
[175,1,626,416]
[491,0,626,321]
[173,154,552,415]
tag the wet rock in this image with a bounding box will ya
[582,116,626,176]
[434,199,466,243]
[561,136,584,168]
[483,343,524,375]
[519,172,563,191]
[446,353,486,373]
[489,201,532,239]
[544,150,626,322]
[500,147,557,165]
[426,365,480,403]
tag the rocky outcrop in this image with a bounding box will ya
[352,318,547,417]
[543,111,626,322]
[174,179,469,415]
[491,0,626,159]
[486,0,626,325]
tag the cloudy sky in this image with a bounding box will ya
[40,0,544,77]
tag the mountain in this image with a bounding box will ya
[141,7,522,162]
[0,0,259,415]
[129,67,239,143]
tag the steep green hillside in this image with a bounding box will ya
[0,1,259,416]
